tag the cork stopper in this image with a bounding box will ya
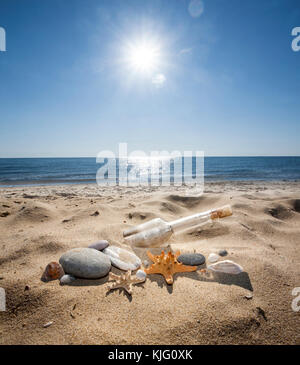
[210,205,232,220]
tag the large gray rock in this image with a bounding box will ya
[59,248,111,279]
[103,246,141,271]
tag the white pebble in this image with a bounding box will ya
[136,270,147,282]
[208,253,220,263]
[60,274,76,285]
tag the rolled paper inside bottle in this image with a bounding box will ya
[124,224,173,247]
[210,205,232,220]
[123,218,165,237]
[171,216,212,233]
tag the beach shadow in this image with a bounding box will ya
[147,257,253,292]
[144,261,208,293]
[105,278,146,302]
[132,245,253,292]
[175,268,253,292]
[186,224,230,240]
[61,267,146,302]
[212,271,253,291]
[65,276,108,287]
[105,287,133,302]
[146,274,174,294]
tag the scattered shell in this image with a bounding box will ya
[208,253,220,263]
[136,269,147,282]
[60,274,76,285]
[207,260,244,275]
[41,262,64,282]
[43,321,53,328]
[24,285,30,291]
[245,292,253,299]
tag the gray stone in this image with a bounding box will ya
[177,253,205,266]
[88,240,109,251]
[60,274,76,285]
[59,248,111,279]
[103,246,141,271]
[218,249,228,257]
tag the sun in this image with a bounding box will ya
[126,41,160,73]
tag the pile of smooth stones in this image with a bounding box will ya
[41,239,244,296]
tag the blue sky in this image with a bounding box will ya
[0,0,299,157]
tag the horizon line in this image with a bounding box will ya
[0,155,300,159]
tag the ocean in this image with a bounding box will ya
[0,156,299,187]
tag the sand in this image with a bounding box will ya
[0,181,299,345]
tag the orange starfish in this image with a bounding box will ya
[144,250,197,285]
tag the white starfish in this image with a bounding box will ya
[107,270,145,295]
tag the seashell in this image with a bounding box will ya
[208,253,220,263]
[41,261,64,282]
[207,260,244,275]
[43,321,53,328]
[244,292,253,300]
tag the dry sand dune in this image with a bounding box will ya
[0,181,299,344]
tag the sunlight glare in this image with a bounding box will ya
[127,41,160,73]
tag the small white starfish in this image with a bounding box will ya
[107,270,145,295]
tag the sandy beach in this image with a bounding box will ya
[0,181,299,345]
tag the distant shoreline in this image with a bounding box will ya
[1,156,299,187]
[1,180,300,197]
[0,178,300,188]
